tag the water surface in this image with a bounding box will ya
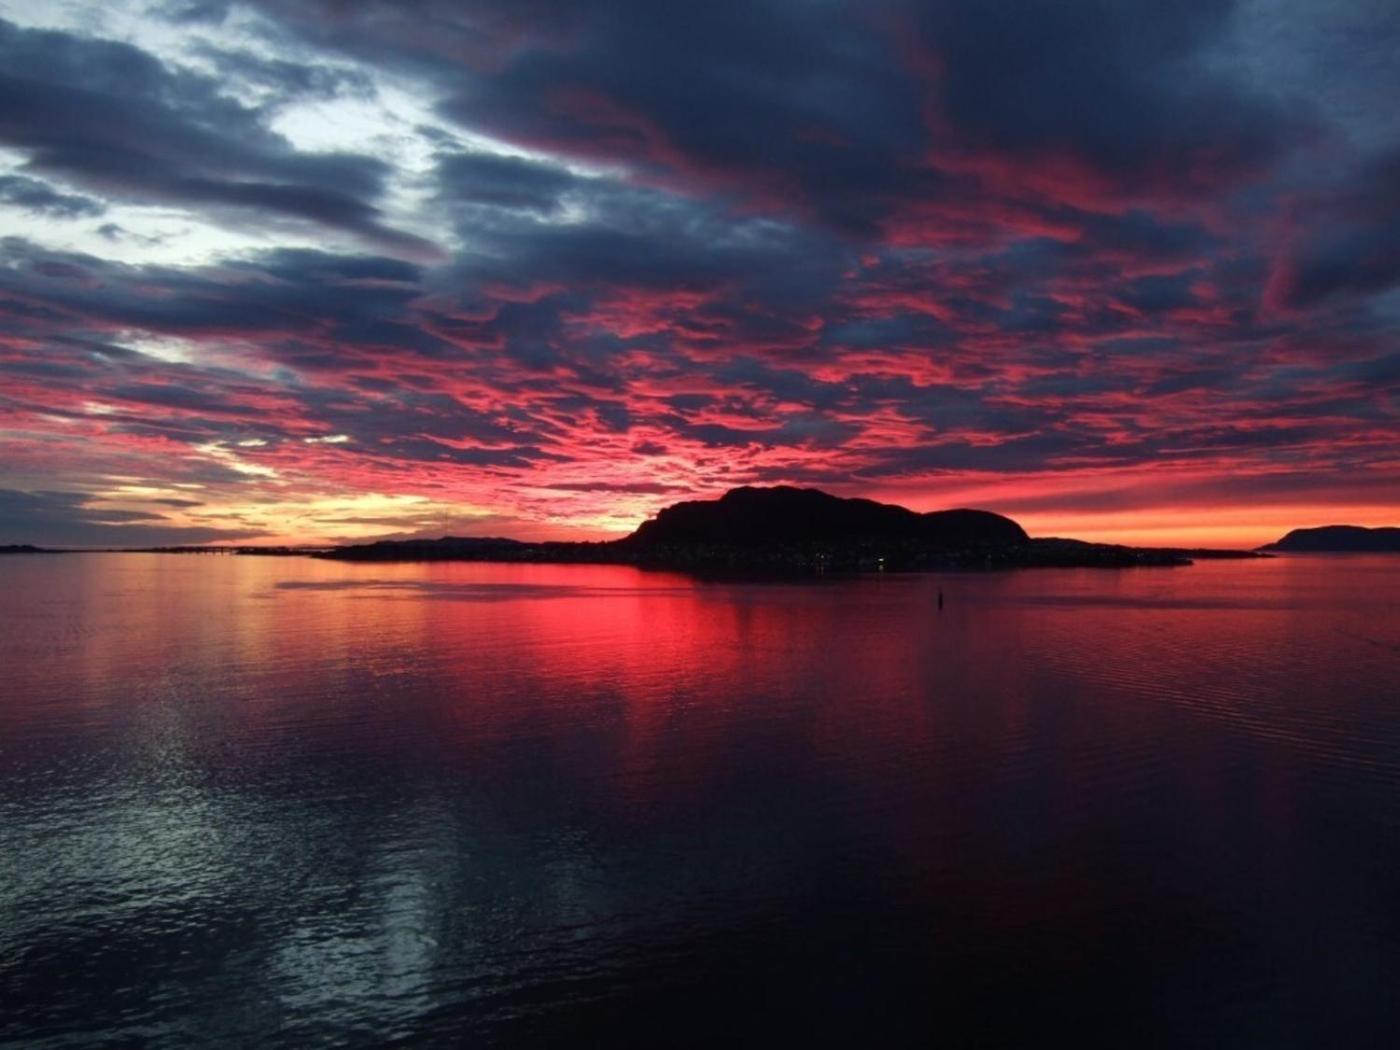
[2,554,1398,1046]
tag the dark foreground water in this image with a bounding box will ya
[2,553,1398,1048]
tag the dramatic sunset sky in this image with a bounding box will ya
[0,0,1397,547]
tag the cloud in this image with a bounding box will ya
[0,18,435,257]
[0,488,266,546]
[0,174,106,217]
[909,0,1302,193]
[1275,149,1400,308]
[0,0,1394,546]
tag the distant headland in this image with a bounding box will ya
[319,486,1264,572]
[1259,525,1400,553]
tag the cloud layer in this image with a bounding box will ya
[0,0,1396,546]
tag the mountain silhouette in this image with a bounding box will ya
[624,486,1027,548]
[1260,525,1400,553]
[323,486,1205,569]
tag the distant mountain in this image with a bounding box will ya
[623,486,1028,548]
[325,536,529,562]
[1259,525,1400,553]
[0,544,50,554]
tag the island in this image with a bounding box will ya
[1259,525,1400,553]
[319,485,1262,572]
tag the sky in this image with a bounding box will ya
[0,0,1397,548]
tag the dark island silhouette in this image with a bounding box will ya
[629,487,1028,547]
[320,485,1263,571]
[1259,525,1400,553]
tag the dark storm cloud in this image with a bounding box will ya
[0,238,440,354]
[907,0,1301,189]
[226,0,925,231]
[437,163,849,301]
[240,0,1305,229]
[436,1,930,234]
[0,488,264,546]
[0,19,432,256]
[0,174,105,217]
[436,152,579,214]
[1281,149,1400,308]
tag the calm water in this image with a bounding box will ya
[2,554,1398,1047]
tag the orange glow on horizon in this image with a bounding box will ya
[1009,505,1400,550]
[185,498,1397,552]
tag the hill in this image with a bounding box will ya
[622,486,1027,548]
[1259,525,1400,553]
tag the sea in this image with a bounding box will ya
[2,553,1398,1047]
